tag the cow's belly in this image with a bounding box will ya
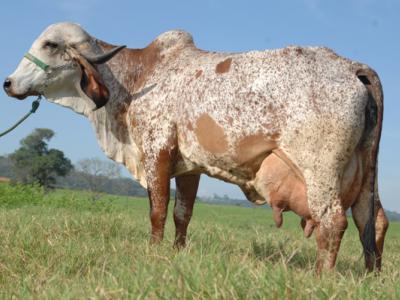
[172,150,264,186]
[176,135,278,187]
[176,118,279,182]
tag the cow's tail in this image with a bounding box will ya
[356,66,384,268]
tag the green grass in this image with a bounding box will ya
[0,183,399,299]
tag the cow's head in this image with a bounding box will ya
[4,22,125,115]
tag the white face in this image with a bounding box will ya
[4,22,96,115]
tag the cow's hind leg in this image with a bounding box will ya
[315,208,348,274]
[352,195,389,271]
[173,174,200,248]
[304,164,350,273]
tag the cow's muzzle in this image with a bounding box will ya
[3,77,39,100]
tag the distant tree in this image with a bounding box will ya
[10,128,73,188]
[76,158,121,199]
[106,176,148,197]
[0,155,14,178]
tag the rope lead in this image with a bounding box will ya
[0,96,41,138]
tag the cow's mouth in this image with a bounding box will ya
[5,89,40,100]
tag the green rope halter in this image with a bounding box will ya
[24,53,49,71]
[0,96,41,138]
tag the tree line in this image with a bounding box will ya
[0,128,147,197]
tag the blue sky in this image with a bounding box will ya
[0,1,399,211]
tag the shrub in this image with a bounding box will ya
[0,182,44,208]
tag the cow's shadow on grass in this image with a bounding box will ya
[250,239,366,276]
[250,239,315,269]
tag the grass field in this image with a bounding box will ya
[0,183,399,299]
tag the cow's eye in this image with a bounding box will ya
[43,41,58,49]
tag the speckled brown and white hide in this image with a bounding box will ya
[5,23,388,273]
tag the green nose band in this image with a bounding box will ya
[24,53,49,71]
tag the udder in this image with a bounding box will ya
[251,151,364,237]
[253,153,311,224]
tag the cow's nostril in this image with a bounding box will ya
[3,78,12,90]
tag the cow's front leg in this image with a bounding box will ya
[145,149,173,244]
[174,174,200,248]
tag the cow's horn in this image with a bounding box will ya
[84,45,126,64]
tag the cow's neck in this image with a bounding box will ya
[86,41,159,188]
[96,39,160,95]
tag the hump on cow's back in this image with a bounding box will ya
[153,30,195,50]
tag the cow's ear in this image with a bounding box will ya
[77,56,109,110]
[68,48,109,110]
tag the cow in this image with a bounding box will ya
[4,22,388,273]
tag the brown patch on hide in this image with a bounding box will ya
[215,58,232,74]
[195,70,203,78]
[234,134,277,165]
[132,42,161,91]
[194,114,228,154]
[97,40,161,93]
